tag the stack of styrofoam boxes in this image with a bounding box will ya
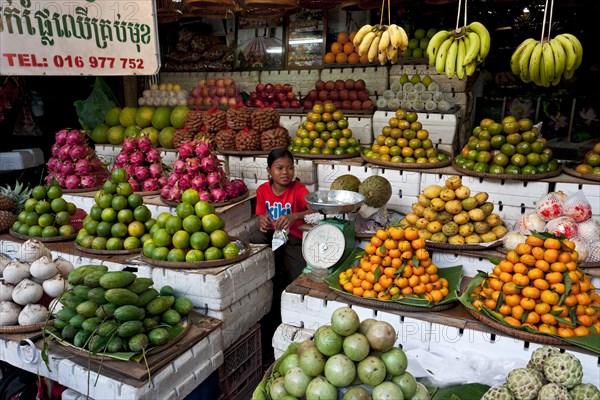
[554,181,600,218]
[150,244,275,348]
[93,144,121,169]
[160,148,179,168]
[278,113,303,143]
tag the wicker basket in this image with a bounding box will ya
[186,0,240,19]
[156,0,186,23]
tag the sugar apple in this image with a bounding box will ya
[528,346,560,372]
[569,384,600,400]
[483,384,515,400]
[538,383,571,399]
[544,353,583,389]
[507,368,545,400]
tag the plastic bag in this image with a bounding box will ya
[570,236,589,262]
[73,77,119,131]
[545,216,579,239]
[563,190,593,222]
[535,192,565,221]
[514,212,546,235]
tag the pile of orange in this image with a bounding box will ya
[471,234,600,337]
[324,31,368,65]
[339,226,449,303]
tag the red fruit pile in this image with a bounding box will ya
[245,83,301,109]
[113,136,166,192]
[302,79,374,111]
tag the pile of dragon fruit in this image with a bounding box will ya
[113,136,167,192]
[46,128,109,189]
[161,138,248,203]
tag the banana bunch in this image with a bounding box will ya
[426,21,490,79]
[510,33,583,86]
[353,24,409,65]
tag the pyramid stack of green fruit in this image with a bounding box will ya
[401,27,438,58]
[454,116,560,175]
[377,73,452,112]
[51,265,194,354]
[289,103,362,156]
[75,168,156,251]
[143,188,241,263]
[363,109,450,164]
[12,183,77,238]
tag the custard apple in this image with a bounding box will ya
[528,346,560,372]
[507,368,545,400]
[483,384,515,400]
[538,383,571,399]
[569,384,600,400]
[544,353,583,389]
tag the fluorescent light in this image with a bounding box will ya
[523,7,529,12]
[289,38,323,45]
[266,48,283,54]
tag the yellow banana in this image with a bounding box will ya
[555,34,577,71]
[467,21,490,59]
[427,30,452,66]
[379,29,390,54]
[353,24,373,48]
[465,60,477,77]
[368,35,381,63]
[445,39,458,78]
[564,68,575,79]
[541,41,555,84]
[358,31,377,56]
[435,36,454,74]
[387,46,399,64]
[456,38,466,79]
[528,42,543,85]
[549,38,566,78]
[510,38,536,75]
[518,39,539,83]
[397,26,409,51]
[560,33,583,69]
[463,31,480,66]
[378,49,388,65]
[387,24,399,50]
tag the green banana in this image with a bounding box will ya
[467,21,490,59]
[549,38,566,78]
[541,41,555,84]
[528,42,543,85]
[427,30,452,66]
[465,60,477,77]
[518,39,539,83]
[456,38,466,79]
[445,39,458,78]
[435,36,454,74]
[510,38,536,75]
[555,34,577,71]
[560,33,583,69]
[463,31,480,67]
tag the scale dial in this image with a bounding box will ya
[302,223,346,269]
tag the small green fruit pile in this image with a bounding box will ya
[12,183,77,238]
[76,168,156,251]
[51,265,193,354]
[143,188,240,263]
[454,116,560,175]
[401,27,438,58]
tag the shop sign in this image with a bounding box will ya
[0,0,161,75]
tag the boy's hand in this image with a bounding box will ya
[258,215,272,232]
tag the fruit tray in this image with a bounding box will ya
[497,245,600,268]
[361,149,452,170]
[561,163,600,182]
[292,151,359,160]
[425,238,503,251]
[140,237,250,269]
[74,243,142,255]
[160,191,250,209]
[8,229,77,243]
[0,319,53,334]
[134,190,161,196]
[451,159,563,181]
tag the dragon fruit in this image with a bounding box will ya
[125,164,136,177]
[167,173,179,187]
[211,188,227,203]
[130,151,144,166]
[186,157,201,175]
[169,186,182,202]
[51,144,61,156]
[65,175,81,189]
[149,163,163,178]
[191,175,207,191]
[66,130,85,146]
[158,176,168,186]
[161,186,171,200]
[47,157,60,171]
[115,152,130,166]
[122,138,137,154]
[178,142,195,160]
[223,181,239,198]
[81,175,96,188]
[56,175,66,187]
[58,144,71,161]
[142,178,159,192]
[195,140,211,159]
[75,159,92,175]
[207,170,224,189]
[201,155,219,173]
[90,158,104,171]
[146,148,161,163]
[178,174,191,190]
[61,160,75,175]
[174,159,186,174]
[137,135,152,152]
[198,190,213,202]
[69,145,87,160]
[128,178,141,192]
[55,129,69,146]
[134,166,150,181]
[231,179,247,195]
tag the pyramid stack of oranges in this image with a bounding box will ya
[339,226,449,303]
[324,31,369,65]
[470,233,600,337]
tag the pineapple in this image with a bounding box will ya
[0,181,32,232]
[0,211,17,232]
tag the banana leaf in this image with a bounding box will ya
[459,272,600,355]
[431,383,491,400]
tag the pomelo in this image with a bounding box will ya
[125,125,142,138]
[151,106,172,130]
[105,107,122,126]
[140,127,159,146]
[135,106,155,128]
[107,125,126,145]
[119,106,138,127]
[91,123,110,143]
[170,105,189,129]
[158,127,176,149]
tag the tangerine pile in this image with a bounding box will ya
[471,234,600,337]
[339,226,449,303]
[324,31,367,65]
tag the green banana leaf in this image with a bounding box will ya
[459,272,600,355]
[323,248,463,308]
[431,383,491,400]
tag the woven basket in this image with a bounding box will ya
[186,0,240,19]
[156,0,185,23]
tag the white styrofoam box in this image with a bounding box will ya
[62,194,96,213]
[0,335,62,382]
[0,151,35,171]
[150,244,274,311]
[372,110,459,150]
[389,65,473,93]
[320,66,389,96]
[14,148,44,166]
[420,173,550,209]
[227,217,259,243]
[161,148,179,167]
[347,115,374,145]
[219,198,253,230]
[555,182,600,217]
[317,163,372,190]
[278,114,303,137]
[196,280,273,348]
[159,72,208,92]
[205,71,261,95]
[216,153,228,175]
[260,70,320,98]
[273,323,315,360]
[374,168,422,213]
[94,144,121,169]
[432,251,495,278]
[228,155,317,185]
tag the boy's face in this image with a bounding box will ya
[268,156,294,186]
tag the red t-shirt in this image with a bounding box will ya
[256,180,309,240]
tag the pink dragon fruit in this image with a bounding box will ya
[58,144,71,161]
[134,166,150,181]
[90,158,105,171]
[61,160,75,175]
[195,140,211,159]
[178,174,191,190]
[167,173,179,187]
[191,175,207,191]
[75,159,92,175]
[201,155,219,173]
[149,163,163,178]
[65,175,81,189]
[158,176,168,186]
[130,151,144,166]
[81,175,96,188]
[142,178,159,192]
[128,178,141,192]
[69,145,87,160]
[161,186,171,200]
[115,152,130,167]
[206,170,224,189]
[51,143,61,156]
[169,186,182,202]
[47,157,60,171]
[174,159,186,174]
[186,157,201,175]
[146,148,161,163]
[66,130,85,146]
[198,190,213,202]
[137,136,152,152]
[125,164,136,177]
[211,188,227,203]
[122,138,137,154]
[55,129,69,146]
[223,182,239,198]
[178,142,195,160]
[231,179,247,195]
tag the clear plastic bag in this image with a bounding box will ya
[545,216,579,239]
[514,212,546,235]
[535,192,565,221]
[563,190,593,222]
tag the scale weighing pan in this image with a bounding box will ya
[305,190,365,216]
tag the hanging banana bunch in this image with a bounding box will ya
[353,24,409,65]
[425,21,490,80]
[510,34,582,87]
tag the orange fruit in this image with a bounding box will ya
[338,31,350,44]
[349,31,357,42]
[543,238,561,250]
[515,243,532,255]
[348,53,360,64]
[331,42,342,55]
[324,52,336,64]
[526,235,544,247]
[522,286,541,299]
[343,42,354,55]
[359,53,369,64]
[335,52,348,63]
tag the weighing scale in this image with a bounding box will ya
[302,190,365,285]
